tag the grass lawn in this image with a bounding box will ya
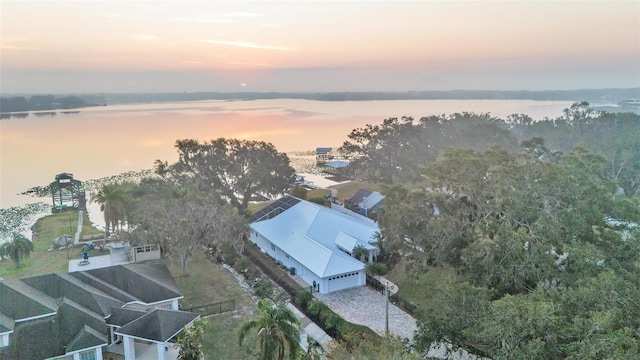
[0,210,100,279]
[164,250,253,311]
[384,259,460,319]
[163,249,261,359]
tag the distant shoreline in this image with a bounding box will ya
[2,88,638,108]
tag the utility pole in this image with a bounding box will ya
[385,281,390,337]
[65,235,70,262]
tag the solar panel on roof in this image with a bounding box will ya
[252,196,301,222]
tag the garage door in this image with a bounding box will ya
[327,271,361,293]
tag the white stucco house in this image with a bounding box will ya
[250,196,380,294]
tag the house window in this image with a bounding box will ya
[80,349,97,360]
[285,254,289,259]
[271,243,276,251]
[136,245,153,253]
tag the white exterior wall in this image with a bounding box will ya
[157,342,168,360]
[1,333,8,347]
[250,232,323,292]
[123,336,135,360]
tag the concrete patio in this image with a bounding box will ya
[68,245,130,272]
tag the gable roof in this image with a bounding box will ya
[73,263,182,305]
[346,189,373,205]
[66,325,107,353]
[346,189,385,209]
[115,309,198,343]
[0,263,185,360]
[251,197,380,278]
[23,273,124,317]
[0,280,57,321]
[0,313,14,334]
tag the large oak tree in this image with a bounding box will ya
[171,138,295,212]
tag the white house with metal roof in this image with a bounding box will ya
[250,196,380,294]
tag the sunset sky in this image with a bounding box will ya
[1,0,639,93]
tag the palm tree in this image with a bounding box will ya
[352,244,369,262]
[239,299,301,360]
[91,184,129,237]
[0,233,34,268]
[365,261,388,277]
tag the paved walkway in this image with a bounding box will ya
[286,303,335,353]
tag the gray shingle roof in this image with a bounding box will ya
[0,263,189,360]
[66,325,107,352]
[116,309,198,343]
[106,307,147,327]
[0,280,57,320]
[83,264,182,304]
[0,313,14,333]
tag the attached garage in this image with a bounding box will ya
[327,271,363,293]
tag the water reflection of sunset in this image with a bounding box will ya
[1,99,573,211]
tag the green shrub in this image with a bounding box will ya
[294,290,313,308]
[290,185,308,200]
[234,256,251,273]
[217,240,239,265]
[253,278,274,299]
[365,261,388,276]
[308,197,326,206]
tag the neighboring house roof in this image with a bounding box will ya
[0,313,14,334]
[361,192,385,210]
[70,263,183,305]
[106,307,148,328]
[0,280,57,320]
[346,189,385,210]
[324,160,349,169]
[0,263,185,360]
[66,325,107,353]
[346,189,373,206]
[115,309,198,343]
[251,196,380,278]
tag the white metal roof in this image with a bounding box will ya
[250,199,380,278]
[358,192,384,210]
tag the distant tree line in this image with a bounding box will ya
[340,102,640,197]
[0,95,91,113]
[78,88,639,105]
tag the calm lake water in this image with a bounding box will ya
[1,98,573,228]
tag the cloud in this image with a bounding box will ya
[132,35,159,41]
[221,12,263,18]
[1,44,37,50]
[197,40,296,51]
[170,16,234,24]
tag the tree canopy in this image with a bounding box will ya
[168,138,295,212]
[378,144,640,358]
[133,179,245,276]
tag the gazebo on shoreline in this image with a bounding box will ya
[49,172,86,212]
